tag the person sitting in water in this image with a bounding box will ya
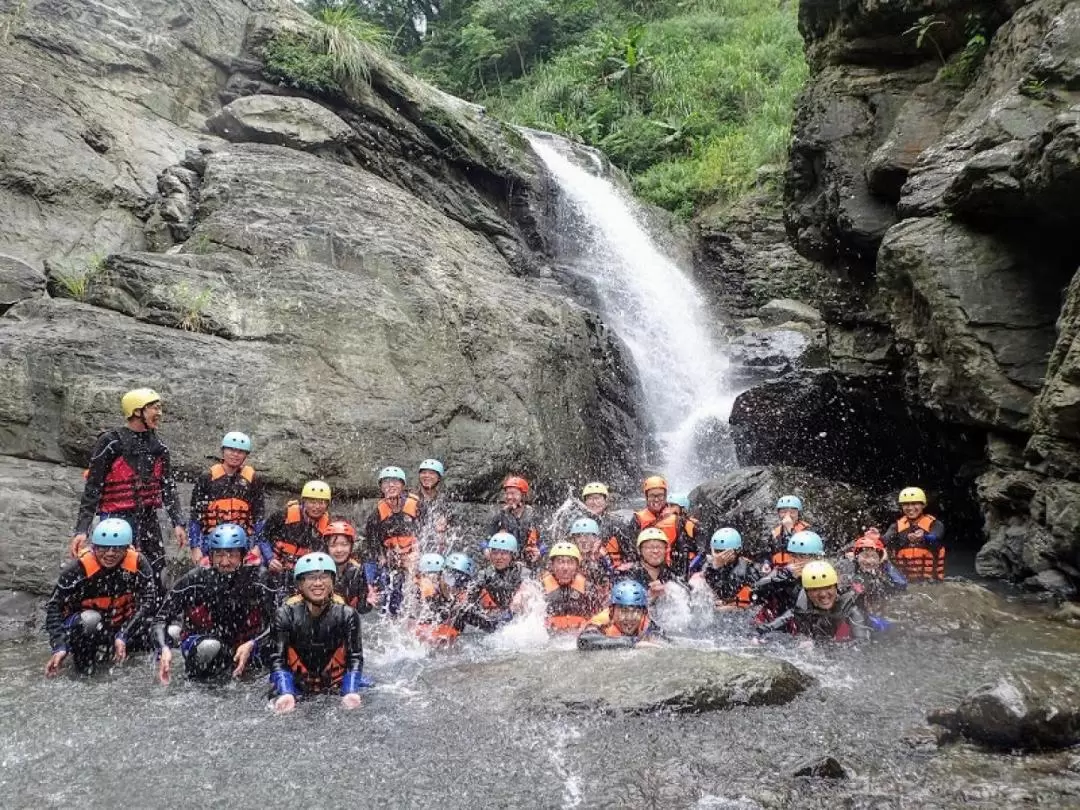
[652,494,699,579]
[756,561,870,642]
[542,543,600,633]
[323,519,373,615]
[751,530,826,622]
[884,487,946,583]
[45,518,158,677]
[760,495,811,572]
[466,532,531,630]
[488,476,544,570]
[408,554,461,645]
[625,527,685,603]
[567,517,614,599]
[841,529,907,616]
[577,579,662,650]
[690,528,762,610]
[580,482,623,562]
[267,553,365,714]
[608,476,669,569]
[153,523,277,684]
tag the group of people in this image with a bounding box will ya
[44,388,948,711]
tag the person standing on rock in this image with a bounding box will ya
[884,487,946,582]
[415,459,453,552]
[152,523,277,685]
[258,480,332,584]
[362,466,423,612]
[46,518,158,677]
[606,475,668,569]
[70,388,186,587]
[488,476,544,570]
[760,495,810,572]
[187,431,265,566]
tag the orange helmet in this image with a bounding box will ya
[503,476,530,495]
[322,519,356,539]
[642,475,668,494]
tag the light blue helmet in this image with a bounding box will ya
[710,528,742,551]
[667,493,690,510]
[610,579,648,608]
[444,552,476,578]
[776,495,803,512]
[418,459,445,477]
[294,552,337,579]
[208,523,248,550]
[419,553,445,574]
[569,517,600,536]
[221,431,252,452]
[378,466,407,483]
[487,532,519,554]
[787,530,824,556]
[91,518,133,547]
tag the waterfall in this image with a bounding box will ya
[526,132,737,491]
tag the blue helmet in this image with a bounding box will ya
[776,495,803,512]
[444,552,476,577]
[710,527,742,551]
[221,431,252,452]
[378,466,407,483]
[787,530,824,555]
[419,553,445,574]
[208,523,248,550]
[487,532,519,554]
[294,552,337,579]
[667,493,690,510]
[418,458,445,477]
[610,579,648,608]
[91,518,133,547]
[569,517,600,536]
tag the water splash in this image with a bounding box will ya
[526,132,738,490]
[484,580,551,651]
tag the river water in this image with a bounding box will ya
[3,583,1079,808]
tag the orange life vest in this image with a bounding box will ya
[547,614,588,632]
[377,494,421,522]
[896,515,936,534]
[271,501,330,567]
[542,572,588,596]
[893,515,944,581]
[286,645,346,694]
[635,508,660,531]
[729,584,753,608]
[202,464,256,532]
[99,455,164,512]
[771,550,793,567]
[586,608,649,638]
[412,622,459,646]
[76,548,141,627]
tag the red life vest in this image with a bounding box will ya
[99,455,164,513]
[76,548,141,627]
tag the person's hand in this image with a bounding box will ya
[523,545,540,564]
[190,547,205,565]
[157,648,172,685]
[781,515,794,530]
[911,529,924,541]
[434,516,448,534]
[45,650,67,677]
[367,586,379,607]
[232,641,254,678]
[113,637,127,663]
[341,693,362,710]
[268,557,284,574]
[647,580,666,598]
[272,694,296,714]
[69,534,87,558]
[174,526,187,549]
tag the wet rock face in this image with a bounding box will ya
[424,648,814,714]
[929,668,1080,750]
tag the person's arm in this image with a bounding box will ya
[882,522,899,548]
[267,605,295,693]
[846,605,872,641]
[755,609,795,635]
[187,474,207,556]
[150,574,188,651]
[44,563,82,652]
[117,555,161,647]
[349,565,372,615]
[257,512,282,566]
[249,474,266,527]
[159,445,185,529]
[73,433,118,535]
[340,608,365,695]
[577,622,635,650]
[924,518,945,546]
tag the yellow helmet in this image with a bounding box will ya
[898,487,927,505]
[548,542,582,561]
[300,480,332,501]
[801,560,838,590]
[121,388,161,418]
[642,475,668,494]
[581,482,609,498]
[636,527,669,549]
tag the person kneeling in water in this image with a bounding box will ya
[467,531,529,630]
[691,528,762,610]
[756,561,870,643]
[323,519,373,614]
[543,542,600,632]
[578,579,662,650]
[153,523,277,684]
[267,553,365,713]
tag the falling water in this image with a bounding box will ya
[526,132,737,490]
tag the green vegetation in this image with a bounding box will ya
[304,0,807,218]
[174,282,214,333]
[51,253,106,301]
[905,12,991,89]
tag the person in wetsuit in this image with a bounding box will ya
[467,531,530,630]
[187,431,265,566]
[690,528,762,610]
[153,523,277,683]
[258,480,332,582]
[760,495,811,573]
[624,527,685,604]
[577,579,662,650]
[46,518,158,677]
[267,552,365,714]
[751,530,827,622]
[756,561,870,643]
[488,476,544,570]
[542,542,600,633]
[323,519,372,614]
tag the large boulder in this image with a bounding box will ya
[423,648,813,714]
[0,255,45,314]
[929,667,1080,750]
[207,95,355,151]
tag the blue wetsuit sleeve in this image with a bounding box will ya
[187,520,203,554]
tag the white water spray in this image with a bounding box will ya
[526,133,738,490]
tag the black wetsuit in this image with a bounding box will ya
[750,565,802,620]
[757,589,870,641]
[334,560,372,614]
[268,595,364,696]
[700,557,762,605]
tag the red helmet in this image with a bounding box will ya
[503,476,530,495]
[853,530,885,554]
[322,519,356,539]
